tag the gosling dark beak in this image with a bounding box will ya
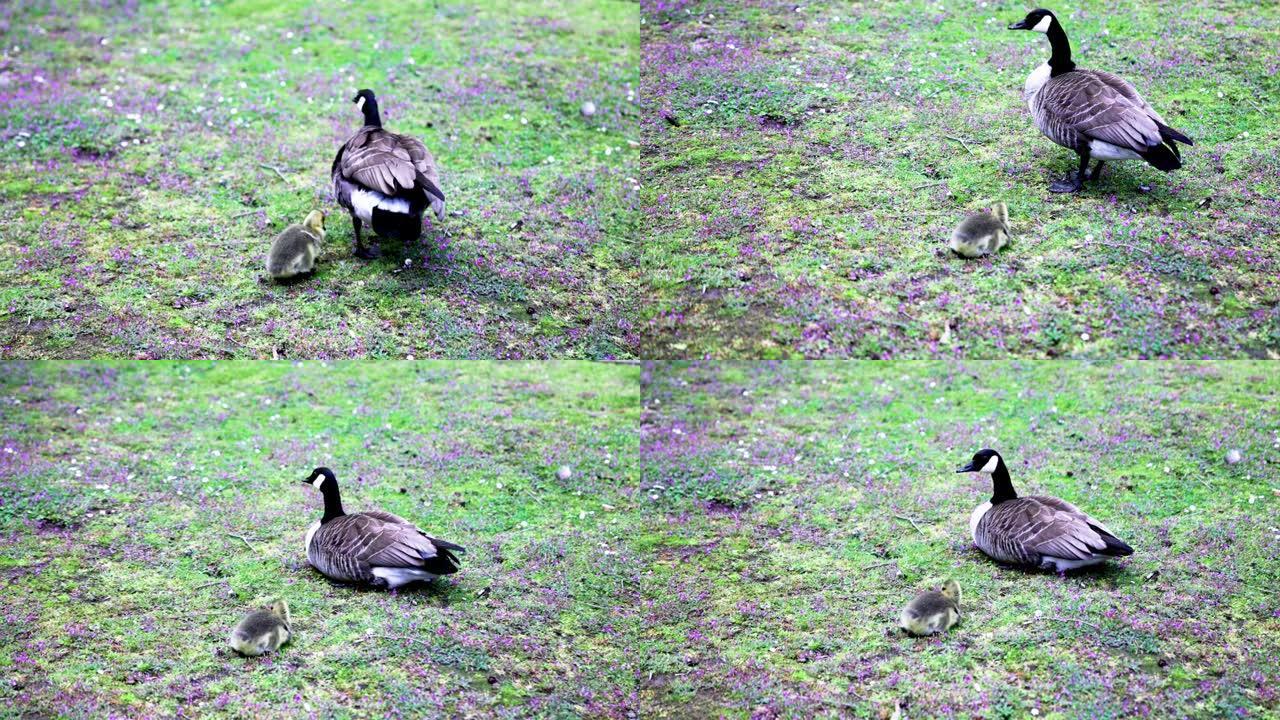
[1008,19,1030,30]
[956,462,976,473]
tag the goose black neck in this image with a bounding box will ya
[989,463,1018,505]
[320,480,345,523]
[361,99,383,128]
[1046,18,1076,75]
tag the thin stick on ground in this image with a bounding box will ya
[1027,615,1103,632]
[944,135,974,155]
[258,163,289,183]
[912,179,947,191]
[193,579,227,590]
[894,515,926,535]
[863,560,897,571]
[232,209,263,219]
[1079,240,1157,257]
[227,533,258,552]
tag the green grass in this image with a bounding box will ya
[638,361,1280,717]
[0,361,643,717]
[0,0,638,358]
[640,0,1280,358]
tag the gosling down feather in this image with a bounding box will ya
[301,467,463,589]
[266,210,326,280]
[949,203,1010,259]
[229,598,291,656]
[900,579,961,637]
[1008,9,1193,193]
[331,89,445,259]
[958,449,1133,572]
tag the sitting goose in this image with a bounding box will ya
[301,467,463,589]
[1008,9,1193,193]
[957,449,1133,572]
[331,90,445,259]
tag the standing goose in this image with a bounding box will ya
[958,449,1133,572]
[1008,9,1193,193]
[301,467,463,589]
[331,90,445,259]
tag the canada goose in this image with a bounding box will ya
[949,203,1010,258]
[301,467,463,589]
[958,449,1133,572]
[229,598,291,656]
[1008,9,1193,193]
[899,579,961,637]
[265,210,325,280]
[331,89,445,259]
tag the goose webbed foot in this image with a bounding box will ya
[354,243,381,260]
[1085,161,1105,181]
[1049,176,1083,193]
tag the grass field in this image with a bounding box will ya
[640,0,1280,359]
[639,361,1280,717]
[0,0,638,359]
[0,362,644,717]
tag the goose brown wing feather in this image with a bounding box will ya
[1018,497,1108,560]
[1043,71,1162,152]
[339,129,420,197]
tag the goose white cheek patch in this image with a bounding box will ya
[356,96,366,112]
[1032,15,1052,32]
[313,474,326,489]
[979,456,999,473]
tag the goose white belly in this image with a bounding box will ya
[1086,140,1142,161]
[304,520,321,566]
[1039,555,1106,572]
[1024,62,1051,104]
[349,188,413,223]
[969,501,991,545]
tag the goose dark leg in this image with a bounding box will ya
[352,216,380,259]
[1050,152,1089,193]
[1086,160,1105,181]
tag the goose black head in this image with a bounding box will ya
[957,449,1017,504]
[304,467,345,521]
[956,449,1003,474]
[304,467,337,489]
[353,89,382,127]
[1007,8,1056,32]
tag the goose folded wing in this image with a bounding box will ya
[362,522,442,568]
[401,136,446,203]
[1017,500,1107,560]
[1050,78,1163,151]
[341,135,419,196]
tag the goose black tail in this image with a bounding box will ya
[1089,524,1134,556]
[421,538,465,575]
[1156,121,1193,147]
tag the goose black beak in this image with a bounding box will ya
[956,462,976,473]
[1007,20,1029,30]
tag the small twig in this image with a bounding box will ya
[1039,615,1102,632]
[912,179,947,191]
[232,209,263,219]
[227,533,258,552]
[894,515,926,535]
[944,135,973,155]
[258,163,289,183]
[1244,97,1268,116]
[863,560,897,571]
[1079,240,1156,257]
[193,579,226,590]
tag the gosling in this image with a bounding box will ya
[229,598,292,656]
[948,203,1010,259]
[266,210,326,280]
[899,579,961,637]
